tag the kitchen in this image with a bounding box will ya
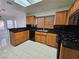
[0,0,79,59]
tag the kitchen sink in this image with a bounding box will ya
[37,30,48,32]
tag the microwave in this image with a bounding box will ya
[69,10,79,25]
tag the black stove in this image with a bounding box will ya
[62,32,79,50]
[54,25,79,59]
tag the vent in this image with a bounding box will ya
[6,1,13,5]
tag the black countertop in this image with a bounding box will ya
[9,28,29,33]
[9,27,59,34]
[9,25,79,34]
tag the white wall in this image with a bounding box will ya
[15,11,26,28]
[1,0,26,28]
[27,7,69,17]
[14,3,26,28]
[0,0,27,47]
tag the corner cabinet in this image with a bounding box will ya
[10,31,29,46]
[55,10,68,25]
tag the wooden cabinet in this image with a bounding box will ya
[41,32,47,44]
[46,33,57,47]
[36,15,55,29]
[69,0,79,16]
[61,47,79,59]
[67,0,79,25]
[37,16,45,28]
[44,15,55,29]
[55,10,68,25]
[10,31,29,46]
[35,31,57,47]
[35,32,47,44]
[26,16,35,25]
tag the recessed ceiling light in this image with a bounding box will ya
[14,0,42,7]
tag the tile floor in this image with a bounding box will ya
[0,40,57,59]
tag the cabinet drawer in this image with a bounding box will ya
[47,33,57,36]
[35,32,41,35]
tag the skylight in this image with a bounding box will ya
[14,0,42,7]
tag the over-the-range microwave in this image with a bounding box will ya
[69,10,79,25]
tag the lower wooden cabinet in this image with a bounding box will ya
[10,31,29,46]
[35,34,41,43]
[35,32,47,44]
[35,31,57,47]
[46,33,57,47]
[61,47,79,59]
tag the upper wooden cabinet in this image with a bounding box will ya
[37,16,45,28]
[44,15,55,29]
[67,0,79,25]
[36,15,55,29]
[55,10,68,25]
[26,16,36,25]
[68,0,79,16]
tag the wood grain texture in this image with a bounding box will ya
[46,33,57,47]
[67,0,79,25]
[56,10,68,25]
[37,15,55,29]
[26,16,35,25]
[35,32,57,47]
[61,47,79,59]
[10,31,29,46]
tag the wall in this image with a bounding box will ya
[1,0,26,28]
[14,4,26,28]
[15,11,26,28]
[27,7,68,17]
[0,0,27,47]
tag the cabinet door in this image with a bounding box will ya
[44,15,55,29]
[56,11,67,25]
[72,0,79,15]
[35,32,47,44]
[41,35,46,44]
[37,17,45,28]
[26,31,29,40]
[61,47,79,59]
[47,33,57,47]
[35,34,41,42]
[26,16,35,25]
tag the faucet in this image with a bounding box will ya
[42,28,45,30]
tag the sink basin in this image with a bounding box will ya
[37,30,48,32]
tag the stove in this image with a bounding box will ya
[54,25,79,59]
[62,32,79,50]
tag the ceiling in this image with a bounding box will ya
[26,0,75,15]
